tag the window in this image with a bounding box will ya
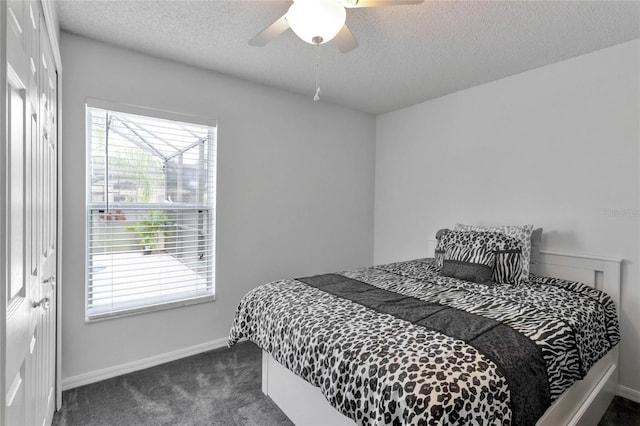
[86,101,216,320]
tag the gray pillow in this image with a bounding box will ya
[435,228,450,240]
[433,228,451,270]
[529,228,543,275]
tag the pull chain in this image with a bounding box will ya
[314,44,321,102]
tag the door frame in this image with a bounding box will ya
[0,0,8,420]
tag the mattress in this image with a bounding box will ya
[228,258,619,426]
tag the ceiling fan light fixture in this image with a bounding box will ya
[287,0,347,45]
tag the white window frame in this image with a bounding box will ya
[85,98,217,321]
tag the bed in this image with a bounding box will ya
[229,227,621,426]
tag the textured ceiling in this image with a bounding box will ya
[55,0,640,115]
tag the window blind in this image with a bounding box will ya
[86,105,216,320]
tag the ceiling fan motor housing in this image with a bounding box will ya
[287,0,347,45]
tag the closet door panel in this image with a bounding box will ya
[4,2,58,425]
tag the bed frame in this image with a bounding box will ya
[262,250,622,426]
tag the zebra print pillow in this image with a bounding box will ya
[438,230,525,284]
[454,223,534,279]
[494,249,524,284]
[440,245,496,283]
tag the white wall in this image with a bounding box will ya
[375,40,640,399]
[60,33,375,383]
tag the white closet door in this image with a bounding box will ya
[3,1,58,425]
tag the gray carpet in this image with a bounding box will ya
[599,395,640,426]
[54,341,640,426]
[52,341,292,426]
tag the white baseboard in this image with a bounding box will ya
[61,337,229,391]
[617,384,640,403]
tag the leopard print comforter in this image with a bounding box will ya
[228,258,619,426]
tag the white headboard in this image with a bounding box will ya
[537,250,621,318]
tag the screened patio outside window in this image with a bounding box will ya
[86,102,216,320]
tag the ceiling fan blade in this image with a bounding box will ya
[249,13,290,47]
[348,0,423,8]
[333,24,359,53]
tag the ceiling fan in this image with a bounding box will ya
[249,0,424,53]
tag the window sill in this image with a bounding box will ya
[85,293,215,323]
